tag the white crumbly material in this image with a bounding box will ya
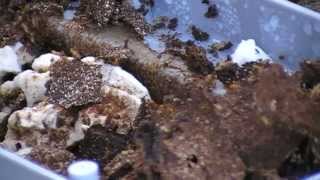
[13,70,50,106]
[231,39,271,66]
[0,80,18,96]
[8,103,61,130]
[16,147,33,157]
[0,107,12,124]
[81,56,102,65]
[103,85,142,117]
[32,53,61,72]
[2,103,61,152]
[0,46,22,81]
[101,64,151,100]
[67,120,85,146]
[212,80,227,96]
[13,42,34,66]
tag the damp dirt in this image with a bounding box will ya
[0,1,320,180]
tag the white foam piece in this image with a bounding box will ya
[8,103,60,130]
[81,56,103,65]
[212,80,227,96]
[0,46,21,81]
[68,160,99,180]
[12,42,24,52]
[101,64,150,100]
[231,39,271,66]
[32,53,61,72]
[131,0,142,9]
[64,9,76,21]
[13,70,50,106]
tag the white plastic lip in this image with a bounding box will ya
[303,172,320,180]
[0,148,66,180]
[266,0,320,20]
[68,160,99,179]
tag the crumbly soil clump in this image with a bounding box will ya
[47,60,103,108]
[166,38,214,75]
[79,0,151,37]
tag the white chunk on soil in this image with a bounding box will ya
[68,161,100,180]
[212,80,227,96]
[131,0,142,9]
[13,42,34,66]
[7,103,61,130]
[32,53,61,72]
[101,64,151,100]
[64,9,76,20]
[81,56,103,65]
[231,39,271,66]
[2,103,62,152]
[16,147,33,157]
[13,70,50,106]
[0,46,22,82]
[0,80,19,96]
[67,120,85,146]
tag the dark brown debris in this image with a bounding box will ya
[168,18,178,30]
[152,17,178,31]
[215,61,257,84]
[29,145,75,175]
[191,25,209,41]
[152,16,169,30]
[47,59,103,108]
[166,38,214,75]
[79,0,151,37]
[205,4,218,18]
[70,125,129,166]
[202,0,209,4]
[301,60,320,89]
[208,41,233,54]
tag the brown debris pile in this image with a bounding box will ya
[191,25,209,41]
[166,38,214,75]
[69,125,129,165]
[29,145,75,175]
[79,0,151,37]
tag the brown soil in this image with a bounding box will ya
[1,1,320,180]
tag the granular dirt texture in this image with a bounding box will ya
[79,0,151,37]
[301,60,320,89]
[70,125,129,166]
[29,145,75,175]
[208,41,233,54]
[47,60,102,108]
[166,38,214,75]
